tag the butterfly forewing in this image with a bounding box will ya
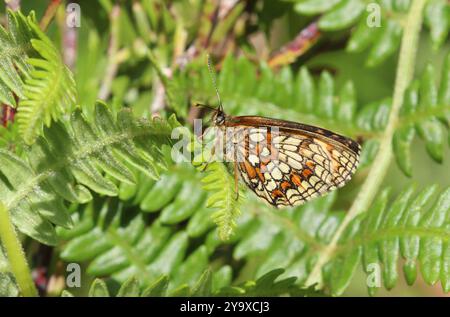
[222,116,361,208]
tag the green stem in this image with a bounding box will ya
[39,0,62,31]
[0,202,38,296]
[305,0,428,288]
[98,4,121,100]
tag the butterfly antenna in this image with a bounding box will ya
[207,53,223,112]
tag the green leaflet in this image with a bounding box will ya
[116,277,141,297]
[0,103,177,245]
[0,10,36,107]
[366,19,402,67]
[160,180,206,224]
[142,276,169,297]
[318,0,365,31]
[294,0,342,16]
[346,11,374,53]
[425,0,450,50]
[218,268,323,296]
[140,172,183,212]
[172,246,209,286]
[88,279,110,297]
[317,71,335,118]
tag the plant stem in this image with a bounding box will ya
[39,0,62,31]
[305,0,428,288]
[0,202,38,296]
[98,4,121,100]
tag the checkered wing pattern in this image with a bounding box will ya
[228,124,360,208]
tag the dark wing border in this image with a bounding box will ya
[226,115,361,155]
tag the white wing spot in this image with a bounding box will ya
[283,144,298,152]
[249,154,260,166]
[271,167,283,180]
[267,162,275,172]
[260,147,270,157]
[266,179,277,191]
[250,133,265,142]
[272,135,285,146]
[287,157,303,170]
[278,162,290,173]
[284,137,302,146]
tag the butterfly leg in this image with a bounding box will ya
[200,145,215,172]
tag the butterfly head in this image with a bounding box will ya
[212,106,226,126]
[194,103,225,126]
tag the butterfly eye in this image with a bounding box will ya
[214,112,225,125]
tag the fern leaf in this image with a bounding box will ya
[57,175,337,295]
[0,103,177,244]
[59,200,177,285]
[326,185,450,295]
[0,10,76,144]
[201,162,244,241]
[57,162,219,287]
[16,21,76,144]
[394,56,450,175]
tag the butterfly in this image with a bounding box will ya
[200,56,361,209]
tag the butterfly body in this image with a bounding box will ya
[212,109,361,208]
